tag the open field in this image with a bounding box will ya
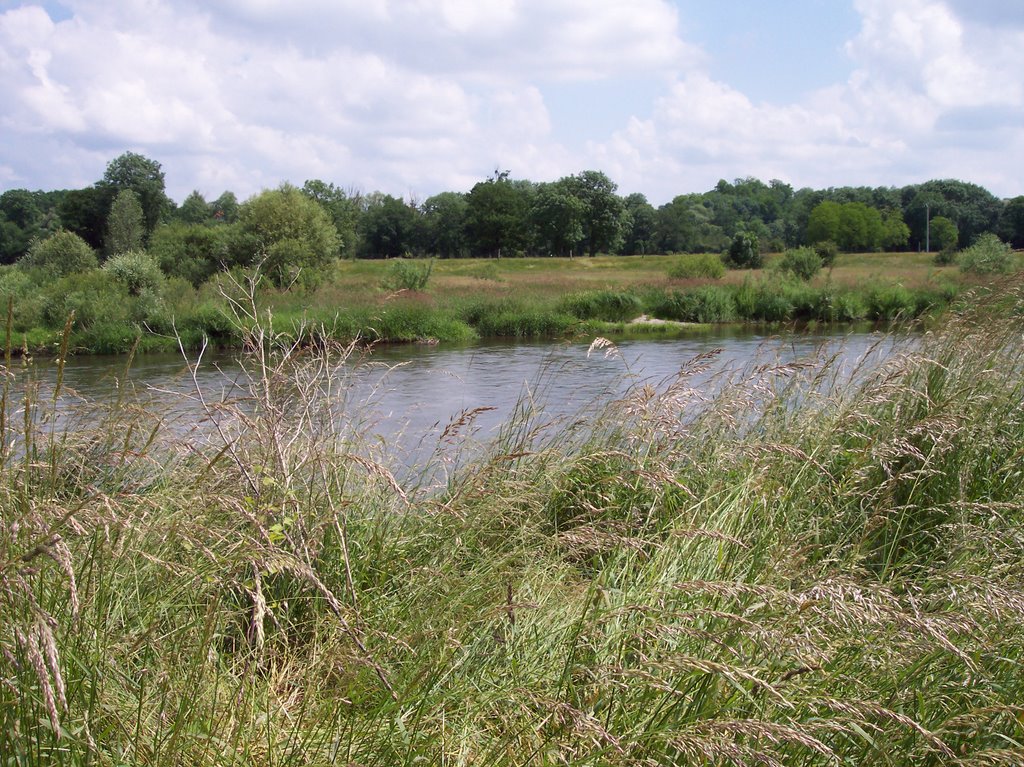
[2,278,1023,764]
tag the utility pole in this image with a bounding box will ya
[925,202,931,252]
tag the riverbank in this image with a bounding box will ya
[2,279,1023,764]
[2,251,977,355]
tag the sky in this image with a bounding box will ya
[1,0,1023,205]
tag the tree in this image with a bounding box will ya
[19,229,98,277]
[149,222,232,286]
[837,202,883,251]
[358,194,421,258]
[464,174,531,258]
[879,208,910,250]
[902,180,1001,249]
[620,193,657,255]
[100,151,170,233]
[566,170,625,257]
[929,216,959,252]
[211,191,240,223]
[998,196,1024,248]
[58,186,110,250]
[420,192,468,258]
[302,180,361,257]
[0,190,41,263]
[530,181,585,257]
[106,189,146,255]
[235,184,340,287]
[177,190,211,225]
[806,201,842,245]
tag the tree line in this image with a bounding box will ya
[2,152,1024,288]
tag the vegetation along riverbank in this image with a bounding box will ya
[2,152,1023,354]
[3,274,1024,763]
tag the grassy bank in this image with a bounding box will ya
[0,251,999,354]
[2,278,1023,764]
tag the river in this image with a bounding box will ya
[9,327,902,477]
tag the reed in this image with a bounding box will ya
[2,277,1023,765]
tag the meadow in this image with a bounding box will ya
[2,273,1023,765]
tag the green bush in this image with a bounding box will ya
[19,229,98,277]
[666,253,726,280]
[866,283,917,320]
[958,233,1015,275]
[813,240,839,267]
[103,250,164,295]
[42,271,131,330]
[560,290,643,322]
[383,258,434,291]
[724,231,762,269]
[651,286,736,323]
[776,247,823,281]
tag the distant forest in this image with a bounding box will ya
[2,152,1023,284]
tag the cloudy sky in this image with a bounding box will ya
[1,0,1022,205]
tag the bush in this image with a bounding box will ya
[383,258,434,291]
[666,253,726,280]
[651,285,736,323]
[560,290,643,322]
[724,231,762,269]
[19,230,98,277]
[776,247,823,281]
[933,247,957,266]
[866,283,917,320]
[103,250,164,295]
[958,233,1015,275]
[813,240,839,267]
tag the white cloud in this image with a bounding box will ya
[592,0,1024,201]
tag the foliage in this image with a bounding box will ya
[812,239,838,266]
[302,180,361,257]
[929,215,959,252]
[100,151,170,233]
[999,195,1024,248]
[530,181,585,257]
[420,191,468,258]
[666,252,726,280]
[177,190,212,225]
[725,230,762,269]
[464,173,532,258]
[776,246,823,281]
[19,229,98,277]
[5,284,1021,765]
[359,194,421,259]
[149,221,233,286]
[565,170,626,257]
[236,184,340,287]
[651,284,736,322]
[559,289,643,322]
[958,232,1015,275]
[382,257,433,291]
[620,192,658,255]
[105,189,146,255]
[103,250,164,295]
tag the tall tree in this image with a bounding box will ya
[621,193,658,255]
[358,194,420,258]
[530,181,585,257]
[998,196,1024,248]
[106,189,145,255]
[421,192,468,258]
[464,173,531,258]
[566,170,625,257]
[100,151,170,234]
[302,180,361,257]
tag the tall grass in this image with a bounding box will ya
[2,278,1024,765]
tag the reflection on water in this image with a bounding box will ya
[8,328,905,475]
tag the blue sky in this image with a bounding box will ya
[1,0,1022,204]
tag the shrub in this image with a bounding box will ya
[383,258,434,291]
[724,231,762,269]
[776,247,823,281]
[933,247,957,266]
[103,250,164,295]
[560,290,643,322]
[666,253,726,280]
[958,233,1015,275]
[651,286,736,323]
[813,240,839,267]
[19,229,98,277]
[866,283,917,320]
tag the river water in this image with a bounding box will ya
[11,327,902,476]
